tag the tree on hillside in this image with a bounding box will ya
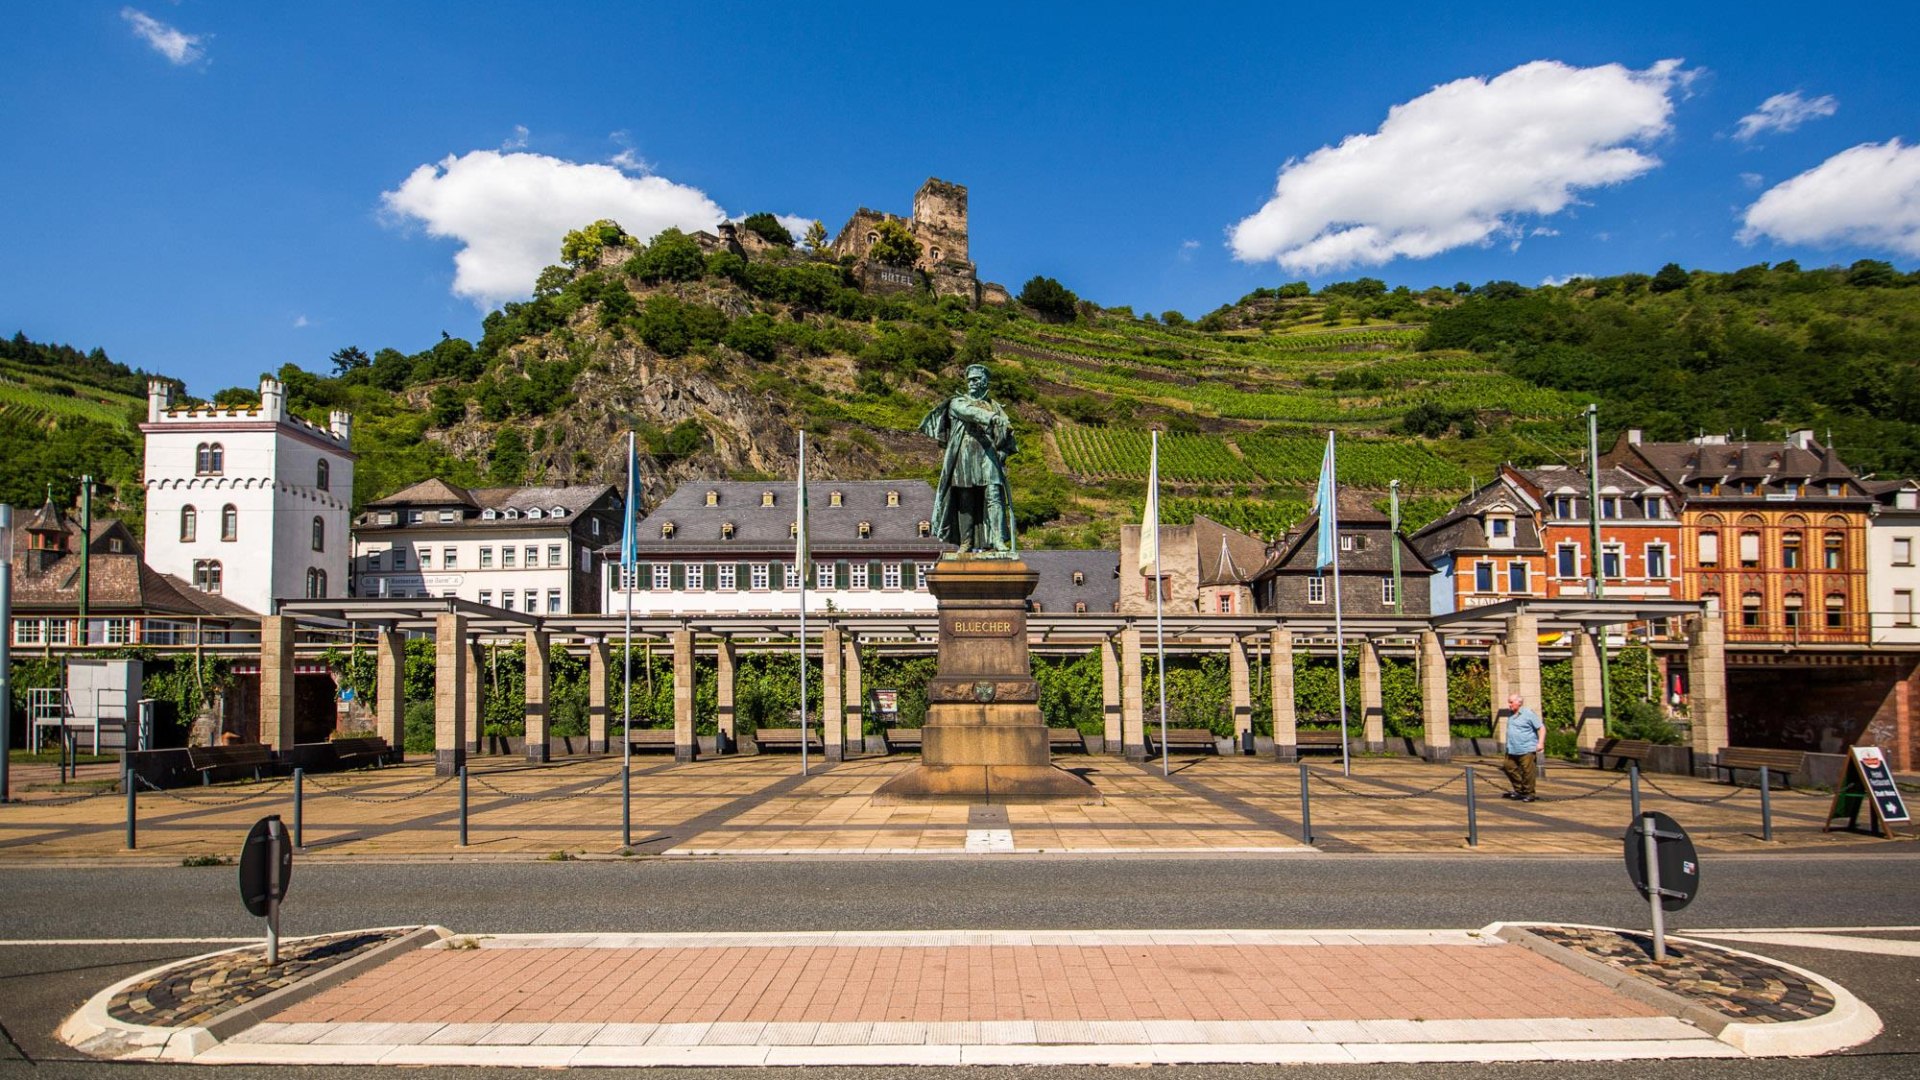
[561,219,631,270]
[803,220,829,252]
[1161,310,1187,326]
[868,219,921,267]
[328,346,370,376]
[489,429,528,485]
[1019,276,1078,322]
[626,227,706,283]
[1650,262,1689,294]
[741,213,794,247]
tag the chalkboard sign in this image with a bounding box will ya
[1826,746,1912,839]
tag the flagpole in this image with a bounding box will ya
[1152,433,1170,777]
[1328,433,1352,778]
[797,432,809,778]
[621,432,634,848]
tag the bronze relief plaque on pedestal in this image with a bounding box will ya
[872,556,1101,804]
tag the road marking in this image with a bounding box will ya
[0,937,258,946]
[1688,931,1920,957]
[965,828,1014,853]
[1690,925,1920,934]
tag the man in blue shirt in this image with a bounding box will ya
[1500,694,1544,802]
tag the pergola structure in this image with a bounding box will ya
[269,596,1722,776]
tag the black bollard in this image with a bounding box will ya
[622,760,632,849]
[1629,761,1641,820]
[1760,765,1773,842]
[1297,760,1313,846]
[292,768,304,850]
[458,765,469,847]
[125,766,137,850]
[1465,766,1478,847]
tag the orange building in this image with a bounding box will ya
[1505,465,1684,603]
[1409,472,1550,613]
[1604,430,1872,645]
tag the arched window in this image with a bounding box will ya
[1824,532,1845,570]
[1826,593,1847,629]
[1781,531,1802,569]
[193,560,223,594]
[221,504,237,542]
[829,490,843,507]
[858,521,872,539]
[1738,530,1762,568]
[1783,593,1804,629]
[316,459,330,491]
[179,505,197,542]
[761,491,775,507]
[311,516,325,552]
[704,490,719,506]
[886,490,900,507]
[789,521,799,539]
[721,522,736,540]
[195,442,225,475]
[1741,592,1763,628]
[660,522,676,539]
[918,520,931,538]
[1701,591,1721,615]
[305,567,328,598]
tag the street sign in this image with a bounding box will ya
[1624,811,1699,912]
[874,689,899,717]
[238,815,293,916]
[1826,746,1911,839]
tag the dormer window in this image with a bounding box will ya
[482,508,497,520]
[550,507,567,517]
[705,490,719,507]
[858,521,872,539]
[408,510,423,524]
[721,522,736,540]
[1486,512,1515,549]
[761,491,775,507]
[1551,495,1575,519]
[660,522,676,539]
[829,490,843,507]
[527,507,543,519]
[1072,571,1085,586]
[789,521,799,539]
[918,520,931,538]
[1827,482,1843,497]
[1600,497,1623,519]
[886,490,900,507]
[438,510,457,523]
[504,508,520,519]
[377,512,394,525]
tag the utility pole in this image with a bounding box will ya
[77,476,93,648]
[1,504,13,802]
[1389,480,1403,617]
[1586,406,1613,733]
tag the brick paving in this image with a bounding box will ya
[1530,926,1835,1022]
[110,929,411,1028]
[273,936,1657,1027]
[0,753,1889,860]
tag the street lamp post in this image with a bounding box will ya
[1,503,13,803]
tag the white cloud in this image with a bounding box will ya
[502,125,529,150]
[381,149,728,306]
[1733,91,1837,142]
[1738,139,1920,257]
[1229,59,1689,273]
[1540,273,1591,287]
[1740,172,1766,189]
[293,315,310,329]
[776,214,814,243]
[121,7,204,65]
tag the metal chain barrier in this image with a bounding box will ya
[1305,769,1466,800]
[304,773,456,804]
[469,769,621,802]
[135,774,289,805]
[13,787,119,807]
[1639,772,1756,805]
[1534,772,1634,802]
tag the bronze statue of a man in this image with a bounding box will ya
[919,364,1017,553]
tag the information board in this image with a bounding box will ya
[1826,746,1911,838]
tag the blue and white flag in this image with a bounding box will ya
[1314,431,1338,570]
[619,432,638,585]
[796,432,810,572]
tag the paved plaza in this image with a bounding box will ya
[0,752,1886,861]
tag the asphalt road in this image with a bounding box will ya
[2,854,1917,1077]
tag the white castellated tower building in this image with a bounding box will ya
[142,377,356,614]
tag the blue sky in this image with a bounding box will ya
[3,2,1917,396]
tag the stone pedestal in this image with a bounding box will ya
[874,558,1101,804]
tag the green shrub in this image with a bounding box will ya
[1612,697,1683,744]
[403,700,435,754]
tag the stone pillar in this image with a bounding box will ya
[1419,630,1450,763]
[1358,637,1385,751]
[465,642,486,754]
[433,613,467,776]
[714,636,736,752]
[374,628,406,760]
[259,615,297,750]
[1228,636,1253,753]
[1100,635,1122,753]
[844,636,864,753]
[1487,640,1510,745]
[587,639,610,753]
[1120,625,1145,760]
[1571,628,1606,751]
[672,628,696,762]
[1686,612,1729,763]
[1270,627,1297,761]
[523,629,551,763]
[821,626,844,762]
[1505,613,1542,738]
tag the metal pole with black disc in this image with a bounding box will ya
[240,815,294,965]
[1624,811,1698,962]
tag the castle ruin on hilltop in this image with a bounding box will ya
[829,178,1009,306]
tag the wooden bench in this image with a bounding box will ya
[1713,747,1806,788]
[331,736,391,769]
[187,743,274,784]
[1145,727,1219,755]
[1293,729,1349,754]
[1048,728,1086,754]
[1578,738,1655,771]
[626,729,687,755]
[882,727,923,752]
[753,727,823,754]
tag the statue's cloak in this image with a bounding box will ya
[919,394,1016,547]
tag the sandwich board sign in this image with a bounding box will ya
[1825,746,1911,839]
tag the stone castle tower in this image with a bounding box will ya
[831,177,989,302]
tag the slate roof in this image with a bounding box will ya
[612,480,950,557]
[1408,476,1544,562]
[1192,515,1274,586]
[1509,465,1673,520]
[1022,549,1120,613]
[357,481,618,528]
[9,515,254,620]
[1608,433,1867,500]
[1258,490,1434,580]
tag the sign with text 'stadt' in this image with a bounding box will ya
[1826,746,1910,837]
[238,815,293,917]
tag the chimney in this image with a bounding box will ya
[329,409,353,447]
[1626,428,1643,445]
[146,379,173,423]
[260,377,286,421]
[1786,429,1815,450]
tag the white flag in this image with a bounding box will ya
[1139,431,1160,574]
